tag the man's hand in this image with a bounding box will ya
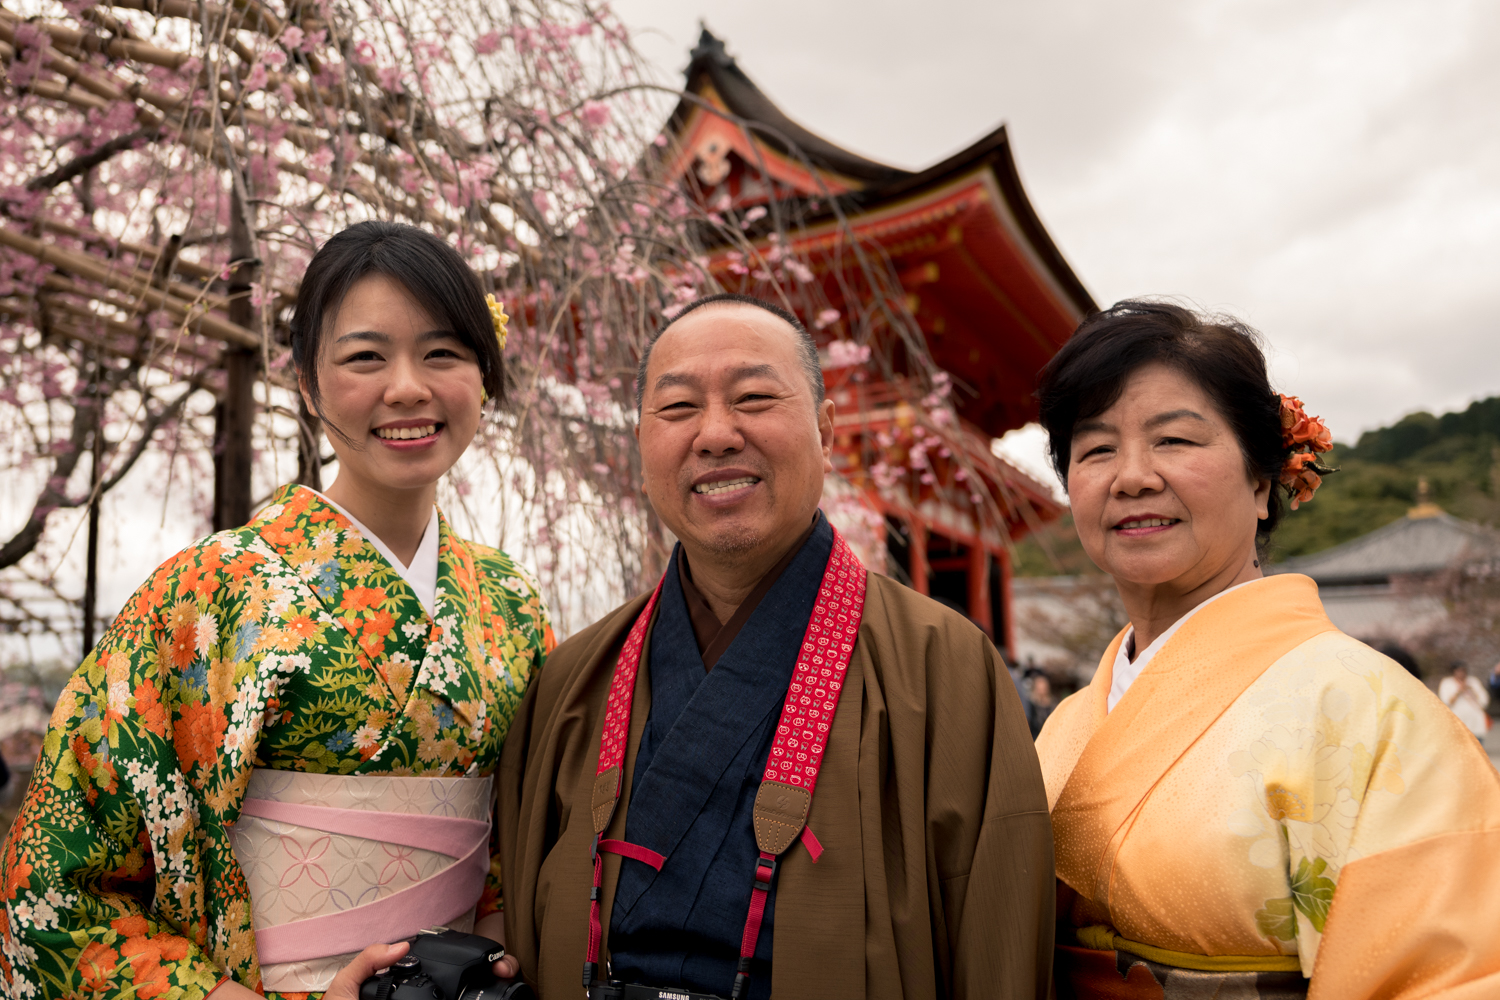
[474,912,521,979]
[323,941,411,1000]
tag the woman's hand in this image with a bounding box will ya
[316,922,519,1000]
[474,912,521,978]
[323,941,411,1000]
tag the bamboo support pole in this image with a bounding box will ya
[44,315,295,390]
[37,219,247,304]
[40,296,221,364]
[106,0,285,37]
[41,218,300,312]
[1,227,260,348]
[38,262,244,345]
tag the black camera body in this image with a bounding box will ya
[359,928,533,1000]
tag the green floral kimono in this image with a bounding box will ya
[0,484,552,1000]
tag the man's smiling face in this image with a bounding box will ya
[635,303,834,562]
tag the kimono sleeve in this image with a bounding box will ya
[923,622,1055,999]
[474,551,555,920]
[1298,652,1500,998]
[0,544,254,1000]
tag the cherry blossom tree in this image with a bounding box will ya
[0,0,984,643]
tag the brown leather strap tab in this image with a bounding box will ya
[752,780,811,855]
[591,766,620,834]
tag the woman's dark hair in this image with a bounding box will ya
[1036,299,1290,541]
[290,221,504,416]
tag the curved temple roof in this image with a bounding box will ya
[676,29,912,187]
[661,28,1096,322]
[652,28,1092,582]
[655,30,1097,438]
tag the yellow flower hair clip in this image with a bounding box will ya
[485,293,509,350]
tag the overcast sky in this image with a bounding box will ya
[616,0,1500,454]
[10,0,1500,641]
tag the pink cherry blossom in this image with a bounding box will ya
[580,100,612,128]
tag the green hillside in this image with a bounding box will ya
[1273,395,1500,558]
[1013,395,1500,575]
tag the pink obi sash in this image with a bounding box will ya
[229,769,493,992]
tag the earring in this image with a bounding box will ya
[480,387,490,405]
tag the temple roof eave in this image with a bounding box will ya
[844,125,1097,318]
[662,28,911,188]
[658,83,1096,319]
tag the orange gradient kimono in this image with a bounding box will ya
[1036,574,1500,999]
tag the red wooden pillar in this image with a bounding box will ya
[996,545,1016,658]
[909,519,929,595]
[967,546,992,638]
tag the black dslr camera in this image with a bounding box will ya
[359,928,533,1000]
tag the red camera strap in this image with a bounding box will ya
[582,528,867,998]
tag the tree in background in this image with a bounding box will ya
[1414,556,1500,680]
[1012,573,1126,693]
[1272,396,1500,558]
[1,0,970,643]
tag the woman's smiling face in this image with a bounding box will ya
[1067,362,1271,591]
[305,273,483,496]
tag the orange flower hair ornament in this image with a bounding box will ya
[1278,394,1336,509]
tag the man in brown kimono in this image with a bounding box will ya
[497,294,1053,1000]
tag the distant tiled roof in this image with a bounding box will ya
[1274,511,1500,585]
[1314,585,1449,641]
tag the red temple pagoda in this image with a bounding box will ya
[652,30,1095,655]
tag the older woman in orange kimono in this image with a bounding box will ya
[1034,301,1500,999]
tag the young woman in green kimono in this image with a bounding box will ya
[0,222,552,1000]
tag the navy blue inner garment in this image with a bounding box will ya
[608,514,833,1000]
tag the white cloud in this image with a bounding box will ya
[615,0,1500,441]
[993,423,1065,506]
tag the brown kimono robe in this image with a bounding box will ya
[497,571,1054,999]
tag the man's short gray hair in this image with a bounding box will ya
[635,293,825,416]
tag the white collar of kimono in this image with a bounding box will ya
[306,488,440,617]
[1108,576,1272,712]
